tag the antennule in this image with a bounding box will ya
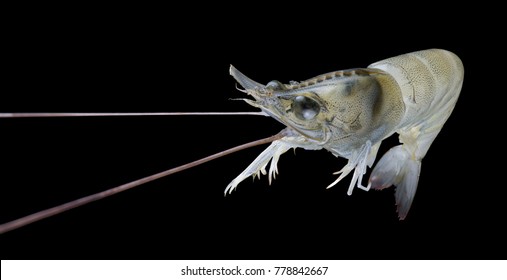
[0,112,268,118]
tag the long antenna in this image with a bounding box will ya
[0,112,267,118]
[0,131,284,234]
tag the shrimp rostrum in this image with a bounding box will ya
[226,49,464,219]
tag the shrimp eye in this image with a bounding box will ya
[266,80,284,90]
[293,95,320,120]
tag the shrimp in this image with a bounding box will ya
[0,49,463,235]
[226,49,464,219]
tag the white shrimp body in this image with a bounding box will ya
[225,49,464,219]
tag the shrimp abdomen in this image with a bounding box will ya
[369,49,464,133]
[367,49,464,219]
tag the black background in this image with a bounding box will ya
[1,6,504,260]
